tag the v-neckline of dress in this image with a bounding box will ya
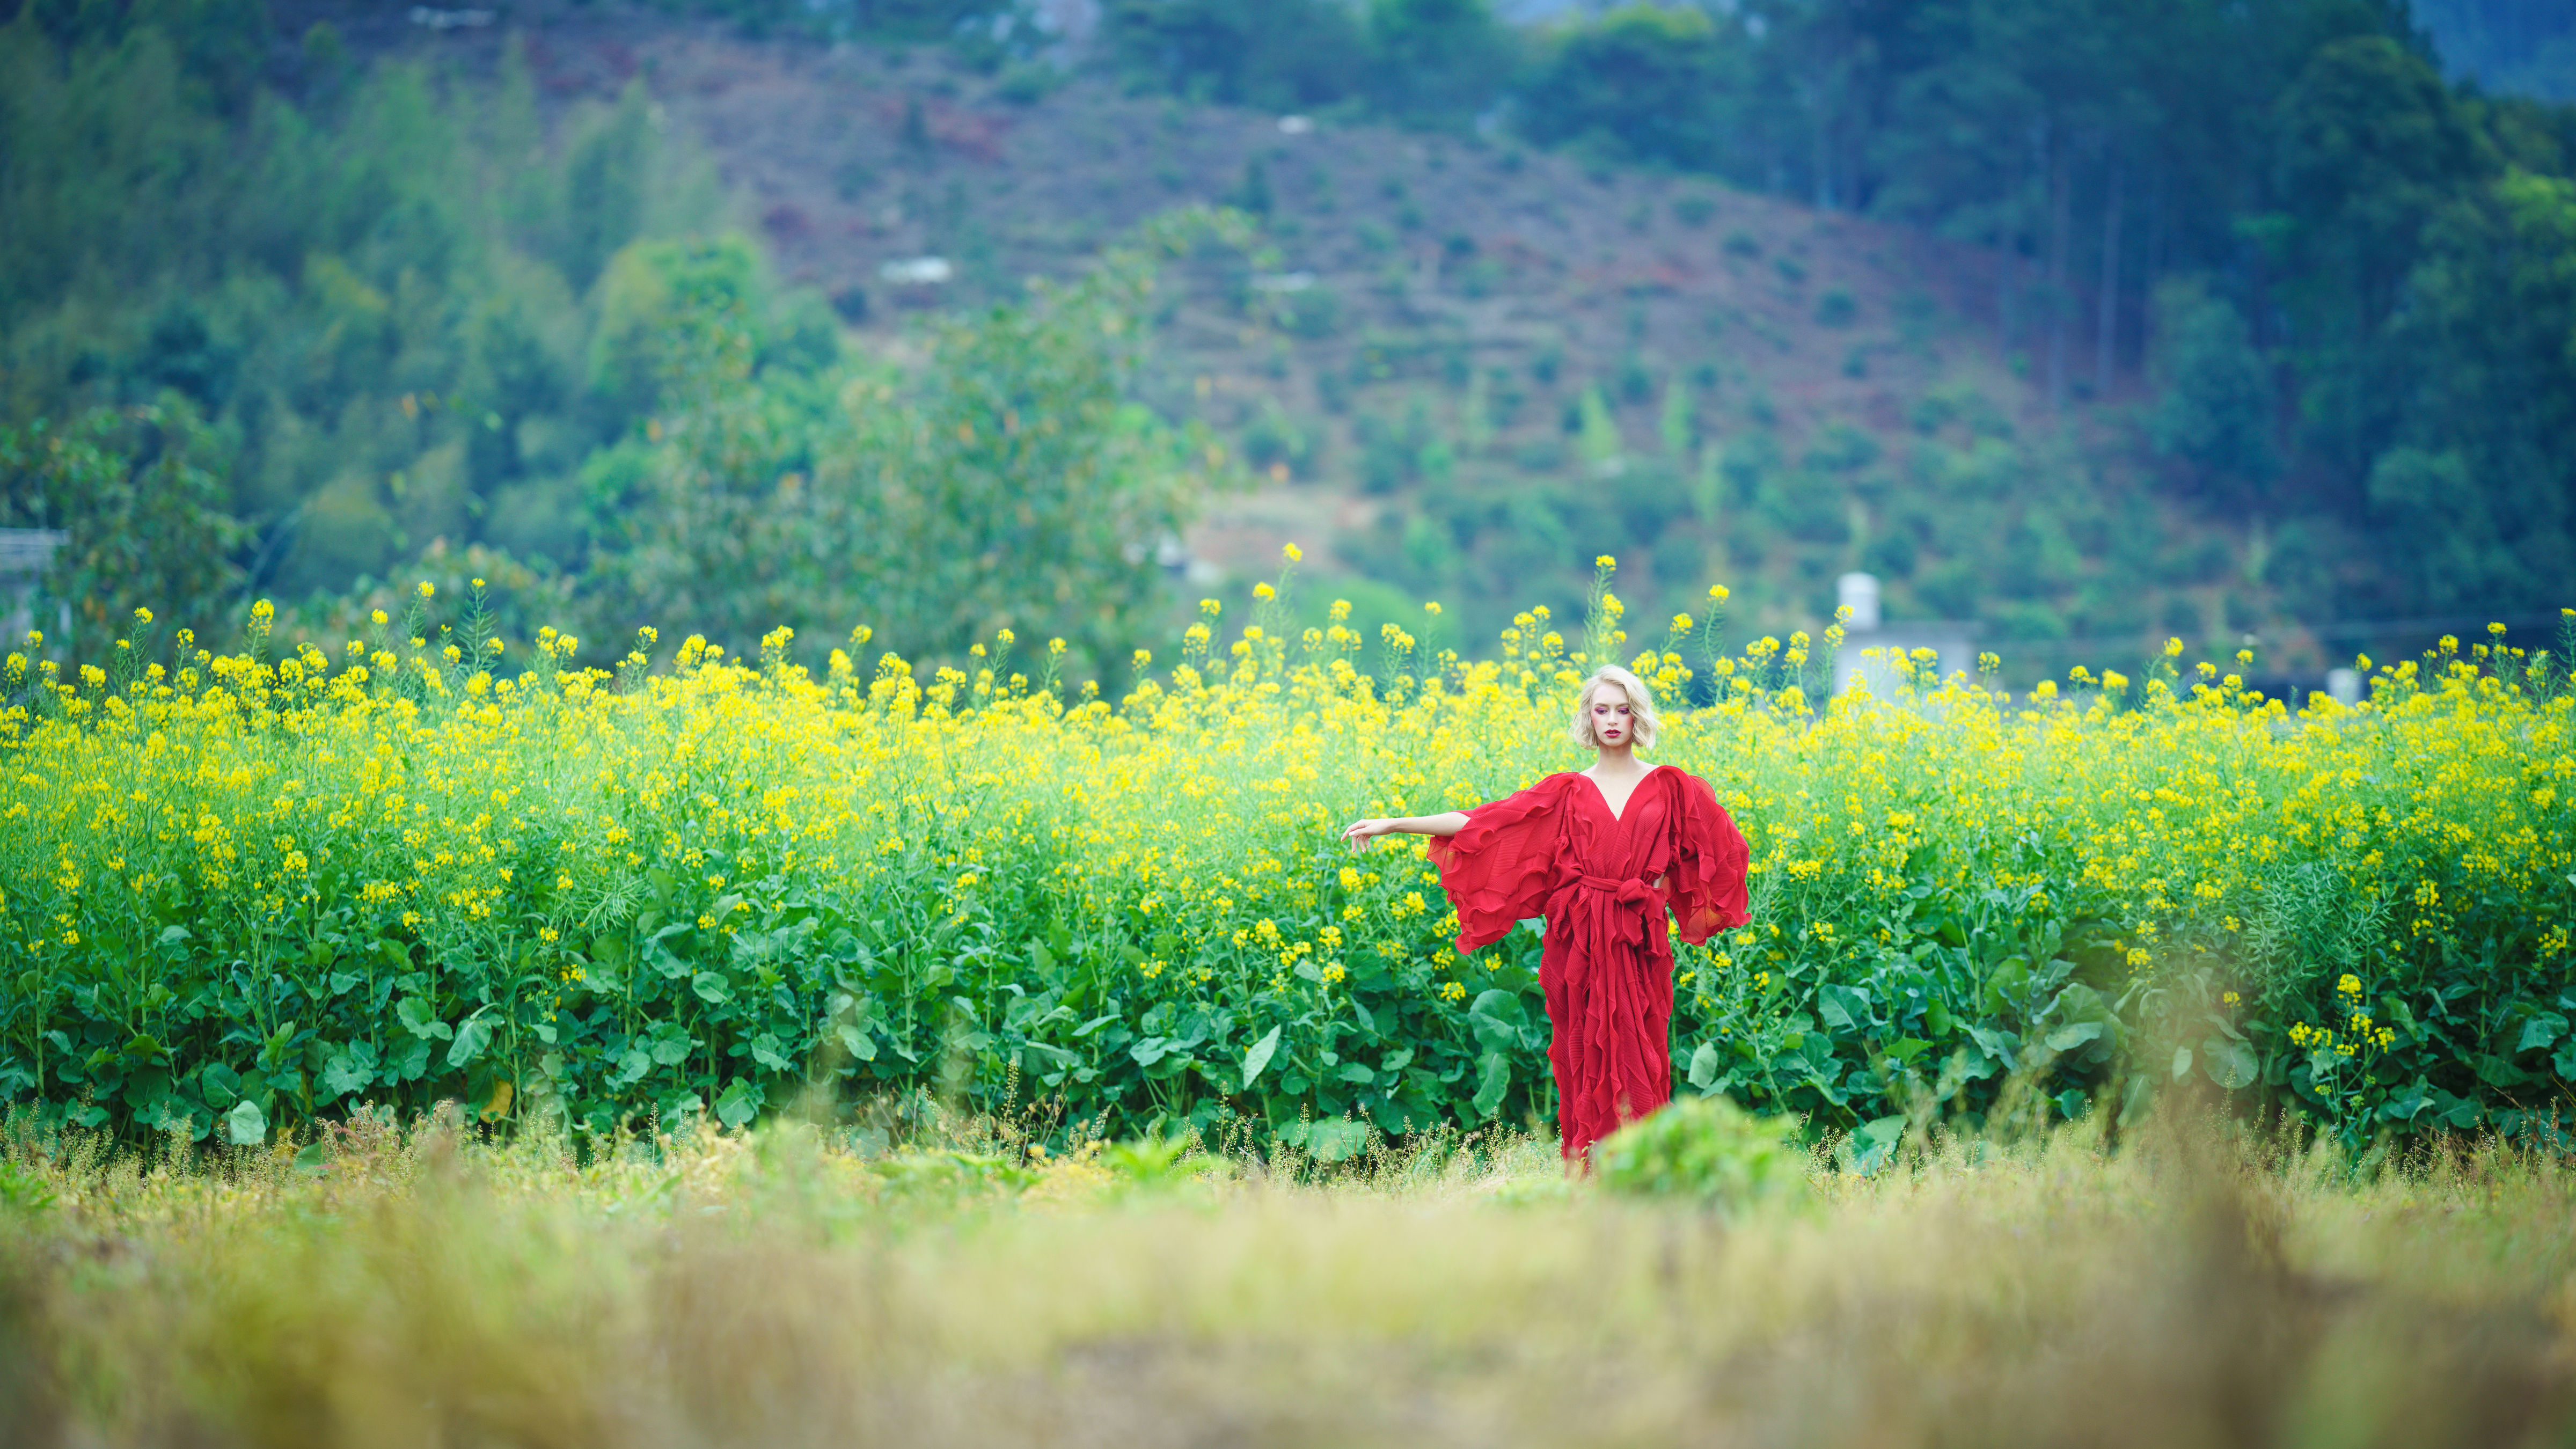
[1578,764,1660,823]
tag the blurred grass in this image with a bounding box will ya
[2,1102,2573,1448]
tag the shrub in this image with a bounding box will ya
[1596,1095,1810,1211]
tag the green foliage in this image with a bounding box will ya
[2146,279,2277,507]
[1518,5,1739,171]
[0,1155,53,1215]
[584,212,1241,673]
[0,14,1240,682]
[0,401,248,658]
[1104,0,1371,111]
[1104,0,1511,126]
[7,580,2570,1153]
[2367,168,2576,610]
[1596,1094,1809,1212]
[1362,0,1513,129]
[0,16,711,609]
[1490,0,2576,625]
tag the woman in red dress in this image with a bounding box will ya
[1341,664,1751,1165]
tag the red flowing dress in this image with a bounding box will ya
[1429,766,1751,1162]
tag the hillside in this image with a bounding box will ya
[20,1,2567,693]
[324,5,2259,674]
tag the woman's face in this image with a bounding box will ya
[1590,687,1635,747]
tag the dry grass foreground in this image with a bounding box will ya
[2,1103,2573,1449]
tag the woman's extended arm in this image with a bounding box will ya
[1339,812,1469,848]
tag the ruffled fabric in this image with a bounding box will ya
[1429,766,1752,1165]
[1427,774,1576,953]
[1665,771,1752,944]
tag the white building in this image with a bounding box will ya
[1,529,66,648]
[1829,572,1978,698]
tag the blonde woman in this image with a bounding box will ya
[1341,664,1750,1165]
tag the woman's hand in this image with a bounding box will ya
[1340,811,1469,849]
[1340,817,1400,850]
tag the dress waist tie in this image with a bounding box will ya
[1552,873,1664,949]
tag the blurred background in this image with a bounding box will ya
[2,0,2571,690]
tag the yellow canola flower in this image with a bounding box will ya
[0,582,2568,1126]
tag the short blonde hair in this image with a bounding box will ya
[1569,664,1659,749]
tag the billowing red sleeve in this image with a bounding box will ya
[1426,776,1568,954]
[1668,771,1751,944]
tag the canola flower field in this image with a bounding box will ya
[2,556,2572,1155]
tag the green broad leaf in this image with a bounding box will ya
[2554,1040,2576,1082]
[327,971,360,996]
[690,971,732,1005]
[2043,1020,2104,1052]
[1965,1024,2019,1070]
[1818,985,1871,1031]
[445,1015,493,1070]
[1925,999,1952,1036]
[1130,1036,1170,1067]
[836,1023,878,1062]
[1471,1051,1511,1119]
[223,1099,267,1146]
[1885,1037,1932,1066]
[1467,989,1524,1054]
[2379,1079,2432,1122]
[2200,1036,2258,1091]
[157,925,191,946]
[1858,1114,1906,1147]
[1241,1025,1282,1090]
[1336,1062,1375,1085]
[391,1036,432,1082]
[198,1062,241,1108]
[1029,940,1055,972]
[2172,1045,2195,1080]
[713,1079,760,1129]
[610,1049,652,1087]
[1073,1014,1118,1038]
[750,1033,791,1072]
[1021,1042,1077,1069]
[1688,1040,1722,1091]
[649,1034,694,1066]
[2516,1013,2566,1053]
[320,1050,371,1098]
[394,997,452,1041]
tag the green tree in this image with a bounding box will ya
[1517,5,1738,171]
[1103,0,1368,112]
[1364,0,1513,130]
[2272,34,2490,477]
[0,400,248,658]
[2145,279,2278,509]
[2368,167,2576,610]
[587,215,1245,677]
